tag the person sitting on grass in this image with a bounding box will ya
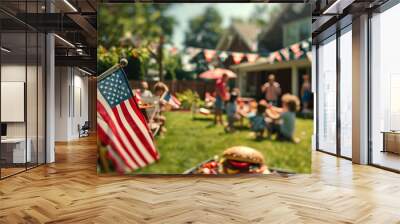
[139,81,153,98]
[266,94,300,142]
[249,100,268,140]
[225,88,240,133]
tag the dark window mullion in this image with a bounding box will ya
[336,27,341,157]
[36,0,39,167]
[25,0,28,171]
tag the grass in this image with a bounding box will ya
[134,111,312,174]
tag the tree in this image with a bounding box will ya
[184,7,223,49]
[98,4,176,80]
[248,4,281,27]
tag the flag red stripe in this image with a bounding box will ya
[111,106,151,165]
[127,98,155,141]
[97,101,142,168]
[120,101,159,160]
[125,98,155,144]
[106,149,124,173]
[119,101,156,154]
[128,98,149,129]
[97,123,136,171]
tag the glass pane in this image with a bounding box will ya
[317,35,337,154]
[1,30,27,177]
[38,32,45,165]
[339,28,352,158]
[27,31,38,169]
[371,4,400,171]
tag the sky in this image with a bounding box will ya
[165,3,272,49]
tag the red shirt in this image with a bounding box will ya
[216,79,227,100]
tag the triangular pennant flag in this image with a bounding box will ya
[204,49,216,62]
[290,43,303,59]
[280,48,290,61]
[246,53,258,63]
[306,52,312,62]
[219,51,228,62]
[267,54,274,64]
[186,47,202,58]
[232,52,244,64]
[272,51,282,62]
[301,41,310,50]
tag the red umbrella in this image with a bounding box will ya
[199,68,237,80]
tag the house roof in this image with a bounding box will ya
[231,22,260,51]
[216,22,261,52]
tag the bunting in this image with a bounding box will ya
[290,43,303,59]
[246,53,258,63]
[219,51,228,62]
[204,49,216,62]
[186,47,202,58]
[232,52,244,64]
[273,51,282,62]
[280,48,290,61]
[183,38,312,66]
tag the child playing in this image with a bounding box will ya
[225,88,240,133]
[266,94,300,142]
[249,100,268,140]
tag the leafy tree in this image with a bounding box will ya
[248,4,281,27]
[184,6,223,49]
[98,4,176,80]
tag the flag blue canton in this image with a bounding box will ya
[99,69,132,108]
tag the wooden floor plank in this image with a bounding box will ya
[0,135,399,223]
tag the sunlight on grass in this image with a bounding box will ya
[135,111,312,174]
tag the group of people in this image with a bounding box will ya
[213,73,304,142]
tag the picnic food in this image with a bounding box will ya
[221,146,269,174]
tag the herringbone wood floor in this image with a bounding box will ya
[1,136,400,224]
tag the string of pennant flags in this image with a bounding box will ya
[183,38,312,65]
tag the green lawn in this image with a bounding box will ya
[134,111,312,174]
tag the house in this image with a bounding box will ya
[230,4,312,100]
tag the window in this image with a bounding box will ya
[317,35,337,154]
[339,27,352,158]
[370,3,400,171]
[0,1,46,179]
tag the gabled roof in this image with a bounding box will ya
[231,22,260,51]
[216,22,261,52]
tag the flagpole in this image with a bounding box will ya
[98,58,128,81]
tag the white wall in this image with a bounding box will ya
[54,66,89,141]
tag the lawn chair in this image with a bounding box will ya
[141,96,162,136]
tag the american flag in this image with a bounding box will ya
[163,92,181,109]
[97,68,159,173]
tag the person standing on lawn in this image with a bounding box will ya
[214,73,229,125]
[300,74,312,113]
[225,88,240,133]
[261,74,281,106]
